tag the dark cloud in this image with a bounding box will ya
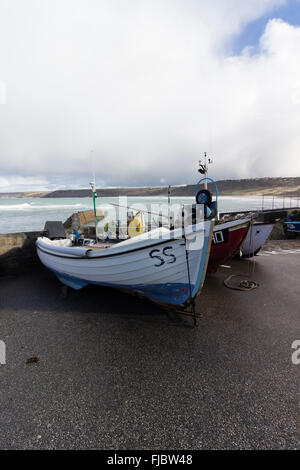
[0,0,299,191]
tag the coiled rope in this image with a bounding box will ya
[224,217,260,291]
[223,274,259,291]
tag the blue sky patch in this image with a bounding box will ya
[231,0,300,55]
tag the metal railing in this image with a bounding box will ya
[261,193,300,211]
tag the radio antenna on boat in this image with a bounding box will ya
[89,149,98,225]
[167,185,171,223]
[90,181,98,225]
[198,152,213,189]
[90,149,96,186]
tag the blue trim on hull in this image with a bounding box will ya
[44,230,212,306]
[56,274,89,290]
[54,269,194,305]
[191,235,210,298]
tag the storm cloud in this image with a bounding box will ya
[0,0,299,191]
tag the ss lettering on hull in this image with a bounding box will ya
[149,246,176,267]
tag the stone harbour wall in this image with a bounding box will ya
[0,231,42,275]
[0,208,103,274]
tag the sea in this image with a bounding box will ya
[0,195,298,234]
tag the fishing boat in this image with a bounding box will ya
[241,222,274,257]
[36,167,217,309]
[36,221,214,307]
[208,218,250,272]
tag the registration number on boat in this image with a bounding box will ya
[149,246,176,267]
[212,228,229,245]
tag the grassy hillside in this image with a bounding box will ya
[43,177,300,198]
[0,177,299,198]
[0,191,50,198]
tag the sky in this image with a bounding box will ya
[0,0,300,192]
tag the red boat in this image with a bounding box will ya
[208,218,250,272]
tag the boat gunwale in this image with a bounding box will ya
[214,217,250,232]
[36,225,208,260]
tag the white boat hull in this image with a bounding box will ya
[36,222,214,306]
[241,223,274,257]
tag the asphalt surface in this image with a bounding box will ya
[0,250,299,449]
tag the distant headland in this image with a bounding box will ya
[0,177,299,199]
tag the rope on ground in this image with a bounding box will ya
[223,274,259,291]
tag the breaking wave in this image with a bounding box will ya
[0,202,88,211]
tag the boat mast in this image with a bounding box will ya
[90,150,98,226]
[168,185,171,225]
[90,181,98,225]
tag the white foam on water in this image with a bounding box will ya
[31,203,88,210]
[0,202,88,211]
[0,203,32,211]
